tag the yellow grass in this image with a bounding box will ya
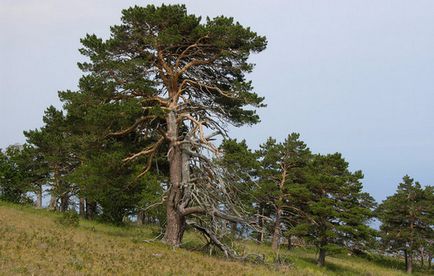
[0,202,430,275]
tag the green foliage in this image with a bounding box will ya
[24,106,76,210]
[78,3,267,127]
[376,175,434,271]
[0,145,35,204]
[256,133,312,248]
[290,153,376,265]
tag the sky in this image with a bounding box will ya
[1,0,434,202]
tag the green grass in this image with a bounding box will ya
[0,201,431,275]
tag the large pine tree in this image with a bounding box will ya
[77,4,267,246]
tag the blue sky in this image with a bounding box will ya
[1,0,434,202]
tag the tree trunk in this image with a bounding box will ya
[271,207,282,251]
[428,252,432,270]
[163,111,186,246]
[420,248,425,268]
[79,197,85,218]
[287,234,292,250]
[317,247,326,267]
[49,194,57,211]
[35,184,43,208]
[407,251,413,274]
[137,210,145,226]
[86,200,97,220]
[231,222,237,237]
[164,206,185,246]
[256,208,264,243]
[60,193,68,212]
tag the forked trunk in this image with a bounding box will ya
[317,247,326,267]
[271,207,282,251]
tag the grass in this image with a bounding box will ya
[0,201,431,275]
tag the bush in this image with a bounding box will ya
[57,210,79,227]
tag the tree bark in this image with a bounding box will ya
[428,252,432,270]
[256,208,264,243]
[35,184,43,208]
[86,200,97,220]
[60,192,69,212]
[406,250,413,274]
[287,234,292,250]
[271,207,282,251]
[163,111,186,246]
[231,222,238,237]
[49,194,57,211]
[420,248,425,268]
[137,210,145,226]
[79,197,85,218]
[317,247,326,267]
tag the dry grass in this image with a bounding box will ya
[0,202,431,275]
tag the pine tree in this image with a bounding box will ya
[77,4,267,246]
[24,107,76,211]
[59,75,165,223]
[291,153,375,266]
[257,133,311,251]
[377,176,434,273]
[0,146,31,203]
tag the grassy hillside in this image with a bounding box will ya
[0,202,429,275]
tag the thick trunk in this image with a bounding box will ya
[163,111,186,246]
[271,208,282,251]
[164,206,185,246]
[35,184,43,208]
[317,247,326,267]
[137,210,145,226]
[79,197,85,218]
